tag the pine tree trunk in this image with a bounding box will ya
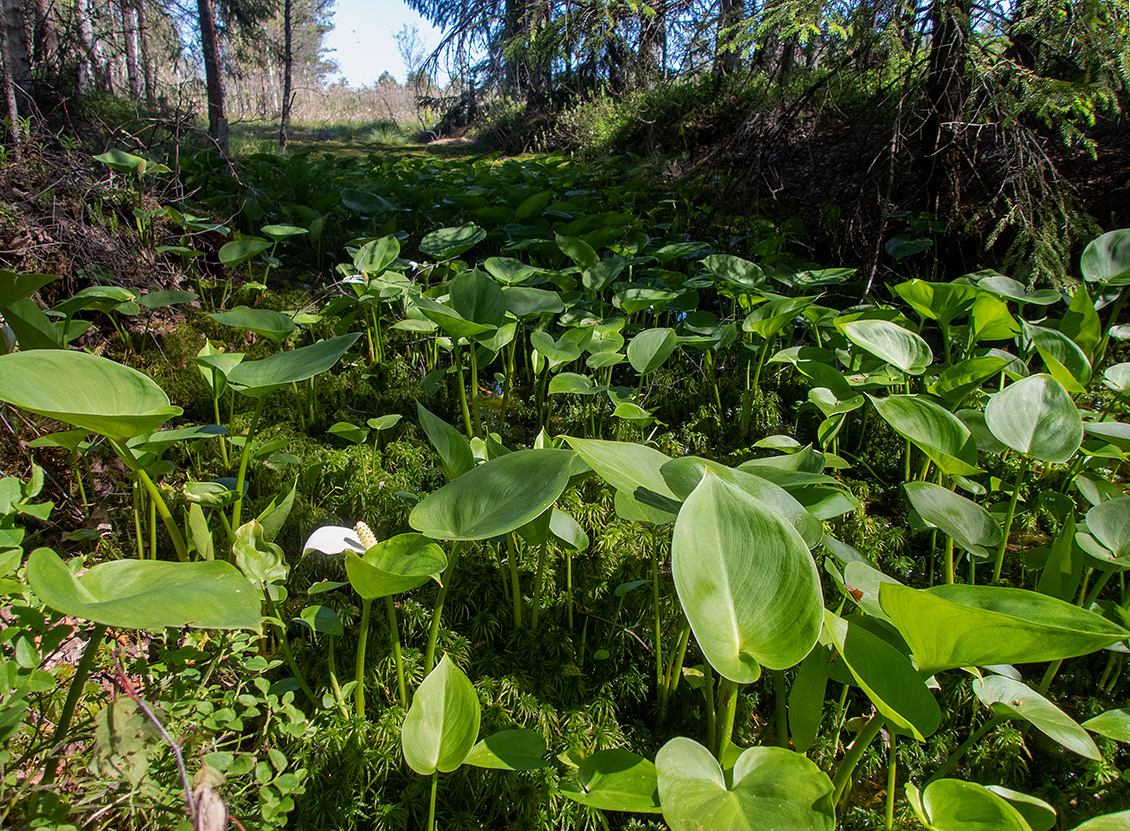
[278,0,292,147]
[135,0,155,106]
[2,0,31,97]
[0,1,23,163]
[714,0,745,76]
[31,0,57,71]
[121,0,141,100]
[920,0,970,217]
[197,0,228,153]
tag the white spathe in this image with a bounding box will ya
[302,526,366,557]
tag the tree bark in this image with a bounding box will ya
[121,0,141,100]
[714,0,745,76]
[278,0,292,147]
[2,0,31,97]
[920,0,971,217]
[0,0,23,162]
[637,0,666,86]
[135,0,156,106]
[75,0,111,92]
[197,0,228,153]
[31,0,57,71]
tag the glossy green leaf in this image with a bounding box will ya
[971,293,1022,342]
[894,279,976,326]
[409,449,575,540]
[1086,496,1130,558]
[296,604,344,636]
[929,355,1013,407]
[973,674,1100,759]
[218,238,271,267]
[1084,708,1130,742]
[503,286,564,318]
[672,473,823,681]
[1081,229,1130,286]
[743,295,818,341]
[703,254,764,290]
[555,234,598,270]
[656,738,834,831]
[842,319,933,374]
[976,274,1060,306]
[1023,321,1091,393]
[93,148,146,175]
[904,482,1000,560]
[341,188,394,213]
[226,333,360,398]
[420,224,486,259]
[549,508,589,551]
[484,257,540,285]
[825,611,941,740]
[789,647,828,754]
[985,787,1056,831]
[662,457,823,548]
[1069,810,1130,830]
[463,729,548,770]
[209,307,297,342]
[870,395,980,475]
[558,749,662,813]
[353,235,400,274]
[450,269,507,327]
[879,583,1130,675]
[984,374,1083,463]
[627,328,677,375]
[233,519,288,588]
[0,270,57,307]
[345,533,447,599]
[26,548,261,631]
[327,421,368,444]
[417,403,474,481]
[401,655,480,775]
[564,437,681,513]
[907,780,1032,831]
[1061,286,1103,362]
[0,350,181,439]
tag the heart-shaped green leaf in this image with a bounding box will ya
[673,473,823,681]
[984,374,1083,463]
[904,482,1000,560]
[409,449,576,540]
[907,780,1032,831]
[841,319,933,375]
[627,328,678,375]
[558,749,661,813]
[27,548,261,631]
[1081,229,1130,286]
[880,583,1129,675]
[401,655,480,775]
[656,738,835,831]
[420,224,486,259]
[0,350,181,439]
[1086,496,1130,559]
[345,533,447,599]
[870,395,980,476]
[450,270,507,327]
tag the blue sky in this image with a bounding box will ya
[321,0,444,87]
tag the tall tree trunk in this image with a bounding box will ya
[2,0,31,98]
[75,0,111,92]
[637,0,666,86]
[135,0,155,106]
[714,0,745,76]
[920,0,970,217]
[31,0,57,71]
[0,1,23,163]
[278,0,292,148]
[121,0,141,99]
[197,0,228,153]
[502,0,524,95]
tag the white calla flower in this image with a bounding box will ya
[302,525,366,557]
